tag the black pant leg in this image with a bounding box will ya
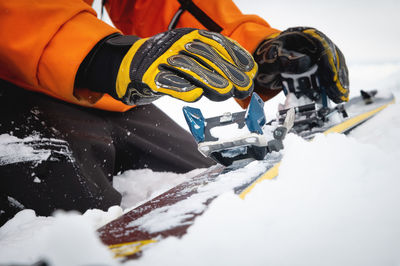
[106,104,215,174]
[0,81,121,225]
[0,80,215,226]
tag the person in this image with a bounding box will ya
[0,0,349,226]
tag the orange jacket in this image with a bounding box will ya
[0,0,279,112]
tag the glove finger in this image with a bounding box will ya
[303,28,349,103]
[317,46,349,103]
[197,30,256,73]
[186,30,257,98]
[161,54,236,101]
[184,41,251,88]
[255,38,313,75]
[278,28,319,56]
[154,68,204,102]
[276,47,313,74]
[255,72,282,91]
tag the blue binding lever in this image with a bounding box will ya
[245,93,266,135]
[182,106,205,143]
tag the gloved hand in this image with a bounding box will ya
[253,27,349,103]
[76,28,257,106]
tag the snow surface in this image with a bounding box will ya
[127,161,269,234]
[135,132,400,266]
[2,0,400,265]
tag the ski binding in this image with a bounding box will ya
[183,93,294,166]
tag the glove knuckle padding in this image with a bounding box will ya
[184,41,250,88]
[166,54,230,89]
[197,30,256,73]
[116,28,257,105]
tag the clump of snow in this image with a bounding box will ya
[82,206,123,229]
[0,134,51,165]
[0,134,74,166]
[113,168,205,210]
[209,122,249,140]
[279,92,314,110]
[0,210,53,264]
[39,211,116,266]
[0,209,121,265]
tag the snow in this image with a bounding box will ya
[133,131,400,266]
[0,134,74,166]
[127,161,268,234]
[113,168,205,210]
[1,0,400,265]
[209,122,248,139]
[0,134,51,165]
[2,79,400,266]
[0,210,119,266]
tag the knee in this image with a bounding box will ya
[90,187,122,212]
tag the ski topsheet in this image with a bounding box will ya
[97,90,395,260]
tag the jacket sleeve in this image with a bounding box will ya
[105,0,279,53]
[0,0,133,111]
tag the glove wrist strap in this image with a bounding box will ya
[75,34,139,97]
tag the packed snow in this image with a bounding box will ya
[0,135,73,166]
[127,161,269,234]
[1,0,400,265]
[113,168,204,210]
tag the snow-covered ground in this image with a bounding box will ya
[1,0,400,265]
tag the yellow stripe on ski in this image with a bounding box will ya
[108,239,157,258]
[239,162,281,199]
[323,100,395,135]
[239,98,395,199]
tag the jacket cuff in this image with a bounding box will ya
[223,15,280,53]
[37,11,120,107]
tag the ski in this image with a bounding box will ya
[97,89,394,260]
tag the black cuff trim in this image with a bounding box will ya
[75,34,139,96]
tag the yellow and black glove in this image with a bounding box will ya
[76,28,257,105]
[253,27,349,103]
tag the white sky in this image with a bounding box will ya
[94,0,400,63]
[234,0,400,63]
